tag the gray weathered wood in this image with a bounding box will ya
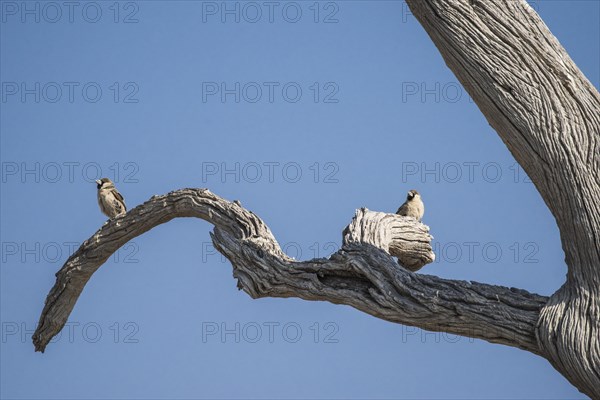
[404,0,600,397]
[33,189,546,358]
[343,208,435,271]
[32,0,599,397]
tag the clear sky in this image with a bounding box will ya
[1,1,598,399]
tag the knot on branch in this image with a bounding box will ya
[343,208,435,271]
[33,189,436,353]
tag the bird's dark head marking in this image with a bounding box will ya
[96,177,112,189]
[407,189,419,200]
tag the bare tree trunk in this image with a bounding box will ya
[32,0,599,397]
[404,0,600,397]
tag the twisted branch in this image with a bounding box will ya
[33,188,546,355]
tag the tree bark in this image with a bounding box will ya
[32,0,599,397]
[34,189,547,357]
[404,0,600,397]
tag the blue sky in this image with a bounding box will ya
[1,1,598,399]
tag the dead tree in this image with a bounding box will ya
[33,0,598,397]
[404,0,599,397]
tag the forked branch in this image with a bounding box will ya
[405,1,600,396]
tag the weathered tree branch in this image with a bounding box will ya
[404,0,600,397]
[33,189,546,356]
[343,208,435,271]
[33,0,599,396]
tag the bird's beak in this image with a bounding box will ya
[95,179,102,185]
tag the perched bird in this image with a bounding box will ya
[396,189,424,222]
[96,178,126,219]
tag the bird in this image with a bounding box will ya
[396,189,424,222]
[96,178,126,219]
